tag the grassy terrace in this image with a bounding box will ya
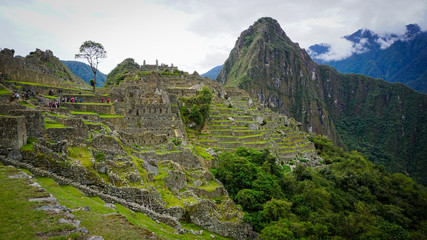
[70,110,98,115]
[45,112,68,118]
[0,88,11,95]
[4,80,88,92]
[83,120,111,132]
[238,133,264,138]
[42,95,59,99]
[20,101,35,108]
[243,140,267,144]
[209,135,236,138]
[0,164,83,240]
[211,119,232,122]
[44,118,68,129]
[99,114,124,118]
[69,111,123,118]
[276,143,308,149]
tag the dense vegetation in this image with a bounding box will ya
[320,67,427,185]
[62,60,107,87]
[179,86,213,131]
[104,58,140,86]
[213,136,427,239]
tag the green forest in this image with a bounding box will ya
[212,136,427,239]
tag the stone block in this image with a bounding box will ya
[0,115,27,149]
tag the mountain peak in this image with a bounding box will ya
[404,23,421,39]
[249,17,288,37]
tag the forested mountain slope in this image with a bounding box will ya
[217,17,427,185]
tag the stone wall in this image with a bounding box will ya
[128,103,172,116]
[118,131,167,146]
[8,109,44,138]
[0,115,27,150]
[0,104,26,115]
[136,148,202,169]
[167,88,198,97]
[62,102,116,115]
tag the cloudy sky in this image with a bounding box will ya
[1,0,426,74]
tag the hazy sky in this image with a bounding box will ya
[1,0,426,74]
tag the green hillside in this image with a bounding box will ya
[217,17,427,185]
[62,60,107,87]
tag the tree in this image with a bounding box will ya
[75,40,106,92]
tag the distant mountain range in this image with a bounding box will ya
[201,65,223,79]
[308,24,427,93]
[61,60,107,87]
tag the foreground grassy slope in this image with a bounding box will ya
[0,163,232,240]
[0,164,82,240]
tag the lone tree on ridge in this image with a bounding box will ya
[75,40,106,92]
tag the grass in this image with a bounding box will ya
[194,145,214,160]
[45,112,69,118]
[0,88,11,95]
[45,123,68,129]
[209,129,232,132]
[44,118,68,129]
[83,120,111,132]
[243,140,267,144]
[68,147,92,168]
[20,101,35,108]
[4,80,85,92]
[197,180,221,192]
[238,133,264,139]
[42,95,60,99]
[70,111,98,115]
[21,137,37,151]
[99,114,124,118]
[0,164,82,240]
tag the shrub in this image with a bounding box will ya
[94,152,105,162]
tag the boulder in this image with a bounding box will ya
[248,122,258,130]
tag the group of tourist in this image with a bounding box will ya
[61,97,82,103]
[10,89,36,101]
[100,98,111,103]
[48,101,60,108]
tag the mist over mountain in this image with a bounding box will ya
[308,24,427,93]
[61,60,107,87]
[217,17,427,185]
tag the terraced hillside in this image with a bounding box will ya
[189,88,318,165]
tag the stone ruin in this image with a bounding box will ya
[140,59,178,72]
[0,51,323,239]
